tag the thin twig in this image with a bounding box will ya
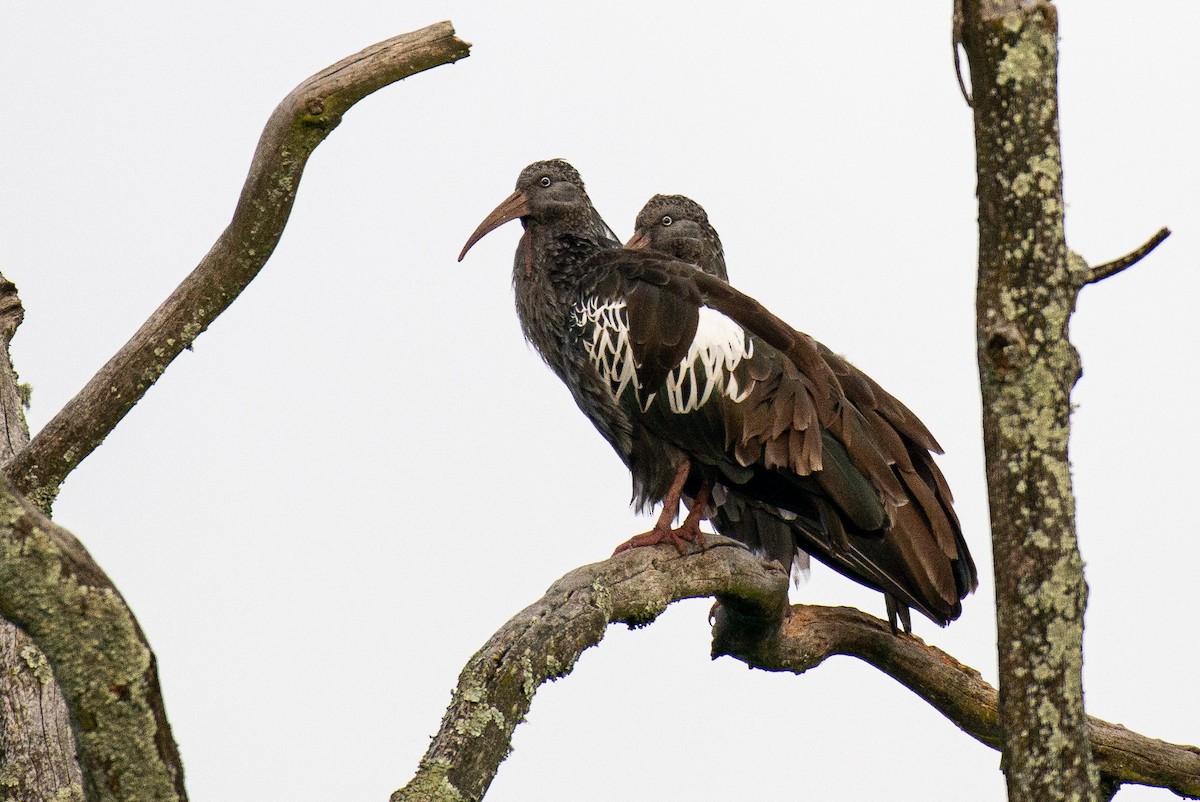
[952,0,972,107]
[2,22,471,513]
[1083,227,1171,286]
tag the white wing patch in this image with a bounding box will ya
[573,298,641,403]
[662,307,754,413]
[573,299,754,413]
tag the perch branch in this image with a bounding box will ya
[2,22,471,513]
[1082,227,1171,286]
[396,543,1200,801]
[0,476,186,802]
[392,536,790,802]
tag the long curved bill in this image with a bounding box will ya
[624,229,651,251]
[458,190,531,262]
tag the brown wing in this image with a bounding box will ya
[625,280,699,395]
[591,250,977,624]
[821,345,974,602]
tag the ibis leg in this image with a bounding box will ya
[613,463,710,556]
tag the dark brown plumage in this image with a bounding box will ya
[629,195,728,281]
[630,195,810,579]
[627,194,976,630]
[459,161,976,631]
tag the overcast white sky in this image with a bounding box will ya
[2,2,1197,800]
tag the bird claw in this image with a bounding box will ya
[612,520,708,557]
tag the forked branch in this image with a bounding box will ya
[1,22,471,513]
[396,543,1200,801]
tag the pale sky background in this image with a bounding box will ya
[2,2,1197,800]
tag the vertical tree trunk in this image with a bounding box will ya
[961,2,1099,799]
[0,274,83,801]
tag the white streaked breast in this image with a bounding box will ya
[573,298,640,403]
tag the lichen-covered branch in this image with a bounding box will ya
[392,537,790,802]
[2,22,471,514]
[0,478,185,802]
[963,1,1097,796]
[714,603,1200,799]
[397,542,1200,801]
[0,273,83,802]
[0,25,470,798]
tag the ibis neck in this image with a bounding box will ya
[513,217,614,379]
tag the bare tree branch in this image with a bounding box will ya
[392,537,790,802]
[1082,227,1171,286]
[714,604,1200,799]
[1,21,471,513]
[0,24,471,799]
[395,543,1200,801]
[0,477,185,802]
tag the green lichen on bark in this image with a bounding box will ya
[19,643,53,685]
[589,576,613,618]
[0,491,181,802]
[392,758,467,802]
[53,786,85,802]
[0,764,20,790]
[449,676,507,739]
[996,12,1056,87]
[22,482,59,517]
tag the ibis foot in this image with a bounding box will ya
[613,519,709,556]
[614,472,712,556]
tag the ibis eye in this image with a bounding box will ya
[539,176,552,188]
[661,215,673,227]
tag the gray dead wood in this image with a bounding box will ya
[2,21,471,515]
[0,23,470,801]
[715,603,1200,799]
[392,538,788,802]
[396,543,1200,800]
